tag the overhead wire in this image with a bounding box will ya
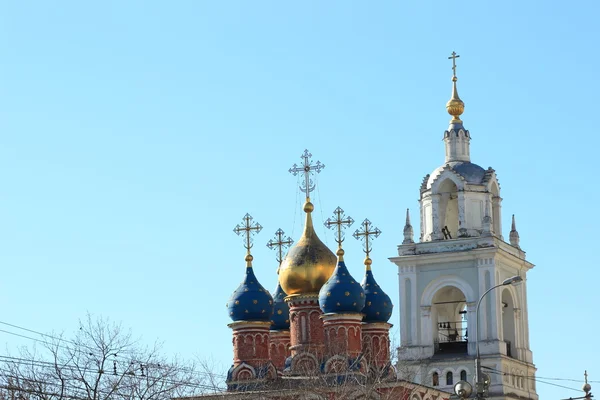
[0,322,227,379]
[483,366,584,394]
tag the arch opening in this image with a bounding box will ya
[502,288,516,359]
[437,179,459,239]
[432,286,468,355]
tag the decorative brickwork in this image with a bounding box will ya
[286,294,325,358]
[362,322,392,369]
[268,330,291,371]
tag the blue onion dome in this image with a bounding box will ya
[227,255,274,322]
[318,249,365,314]
[361,258,393,323]
[270,283,290,330]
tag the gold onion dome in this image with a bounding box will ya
[278,200,337,296]
[446,76,464,123]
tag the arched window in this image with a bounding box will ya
[446,371,453,385]
[432,372,439,386]
[460,370,467,381]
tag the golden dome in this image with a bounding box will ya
[278,200,337,296]
[446,76,464,123]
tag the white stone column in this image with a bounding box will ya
[431,194,441,240]
[466,301,477,355]
[457,191,466,236]
[419,199,425,242]
[420,305,432,347]
[492,196,503,239]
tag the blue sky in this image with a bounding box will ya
[1,1,598,398]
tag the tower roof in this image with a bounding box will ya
[270,283,289,330]
[361,259,393,323]
[227,259,274,322]
[319,258,365,314]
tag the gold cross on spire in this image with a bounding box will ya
[353,219,381,269]
[448,51,460,78]
[267,228,294,273]
[288,149,325,200]
[233,213,262,266]
[324,207,354,259]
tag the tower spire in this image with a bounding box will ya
[446,51,465,124]
[443,51,471,163]
[509,214,521,249]
[403,208,414,244]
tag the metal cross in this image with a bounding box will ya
[353,219,381,258]
[324,207,354,248]
[288,149,325,199]
[448,51,460,77]
[233,213,263,253]
[266,228,294,265]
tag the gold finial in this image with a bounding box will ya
[324,207,355,262]
[446,51,465,123]
[353,219,381,271]
[289,149,325,202]
[267,228,294,274]
[233,213,263,267]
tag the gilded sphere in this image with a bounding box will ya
[278,212,337,295]
[304,201,315,213]
[245,254,254,263]
[364,257,372,266]
[446,98,464,118]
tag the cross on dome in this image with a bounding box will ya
[353,219,381,269]
[448,51,460,77]
[266,228,293,274]
[233,213,263,266]
[288,149,325,200]
[324,207,355,260]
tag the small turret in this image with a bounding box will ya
[403,208,414,244]
[509,214,520,249]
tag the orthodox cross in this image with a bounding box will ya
[288,149,325,199]
[266,228,294,265]
[448,51,460,77]
[353,219,381,259]
[324,207,354,249]
[233,213,263,255]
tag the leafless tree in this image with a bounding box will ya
[0,314,210,400]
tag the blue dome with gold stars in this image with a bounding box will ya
[361,260,393,322]
[227,259,274,322]
[319,255,365,314]
[270,283,290,330]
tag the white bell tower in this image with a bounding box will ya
[390,54,538,400]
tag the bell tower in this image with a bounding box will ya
[390,53,538,400]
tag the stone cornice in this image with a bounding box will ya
[392,236,534,271]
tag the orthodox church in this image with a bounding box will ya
[218,54,538,400]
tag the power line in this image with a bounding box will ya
[483,367,583,393]
[0,321,227,380]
